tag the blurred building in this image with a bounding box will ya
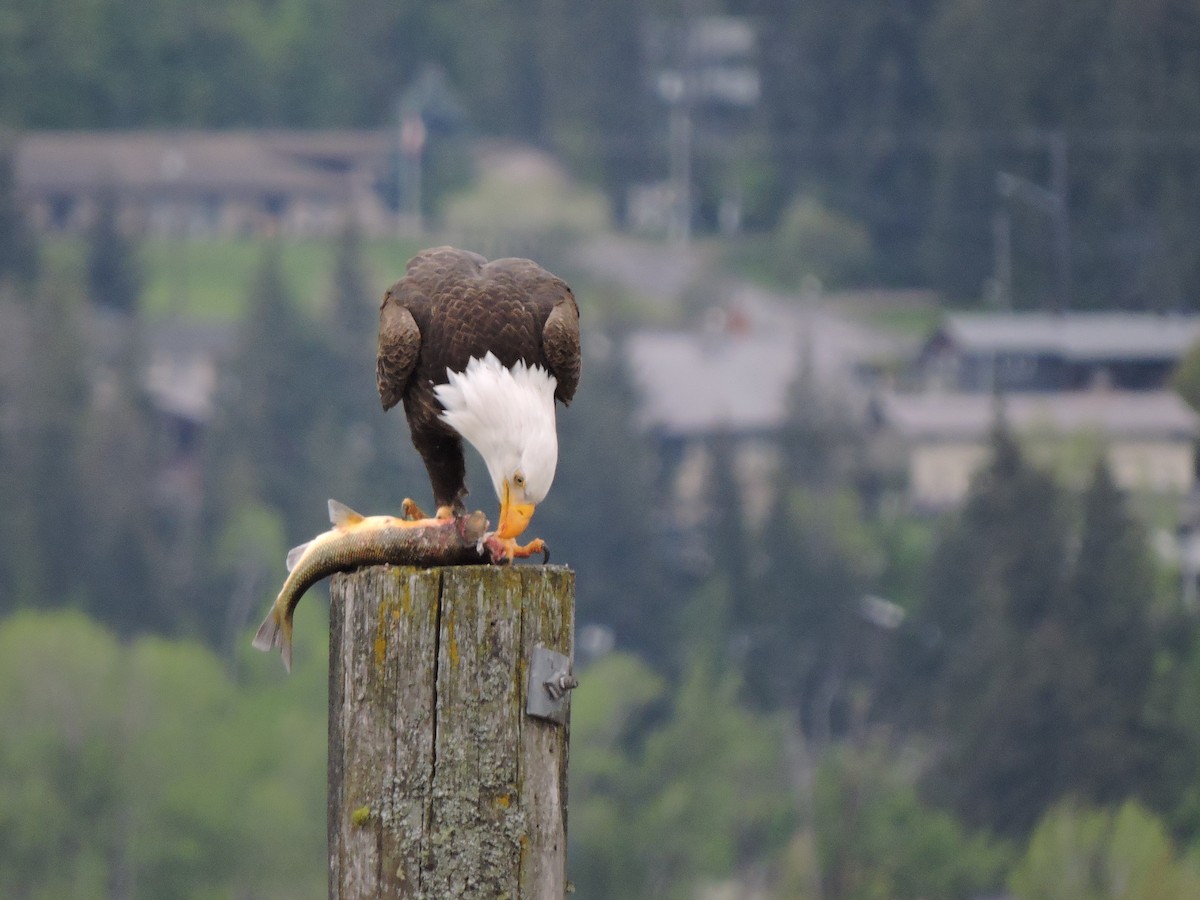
[15,130,395,237]
[872,390,1200,509]
[917,312,1200,393]
[626,319,802,541]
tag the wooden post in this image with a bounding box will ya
[328,565,574,899]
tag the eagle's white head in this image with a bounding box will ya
[434,352,558,539]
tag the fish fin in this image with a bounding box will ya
[251,604,293,674]
[328,499,365,529]
[252,607,280,653]
[285,540,311,573]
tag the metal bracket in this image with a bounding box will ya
[526,645,578,725]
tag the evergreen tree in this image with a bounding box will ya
[725,354,880,735]
[915,425,1073,835]
[328,220,375,343]
[1056,462,1168,806]
[705,430,751,590]
[217,244,327,526]
[0,138,37,287]
[73,320,176,633]
[0,285,89,611]
[910,434,1178,837]
[533,336,682,659]
[742,0,937,281]
[735,483,876,743]
[85,183,142,314]
[316,219,425,514]
[199,245,326,642]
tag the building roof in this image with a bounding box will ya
[626,329,801,436]
[878,390,1200,441]
[16,130,389,200]
[934,312,1200,362]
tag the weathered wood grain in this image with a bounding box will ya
[328,565,574,900]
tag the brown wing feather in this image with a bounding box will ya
[376,291,421,411]
[482,257,582,404]
[541,292,581,405]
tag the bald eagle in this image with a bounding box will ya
[376,247,581,559]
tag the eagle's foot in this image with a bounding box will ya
[435,505,457,520]
[401,498,428,521]
[484,535,549,565]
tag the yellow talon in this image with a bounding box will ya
[401,498,427,521]
[490,536,548,564]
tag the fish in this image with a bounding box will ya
[252,499,492,672]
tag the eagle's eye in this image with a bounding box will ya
[514,473,526,487]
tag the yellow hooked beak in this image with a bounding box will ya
[497,478,536,540]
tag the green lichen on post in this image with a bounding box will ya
[351,805,372,828]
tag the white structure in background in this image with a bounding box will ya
[873,389,1200,509]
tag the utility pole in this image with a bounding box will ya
[659,71,693,244]
[1048,131,1072,312]
[995,129,1072,311]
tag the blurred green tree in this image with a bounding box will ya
[1010,800,1200,900]
[73,319,180,634]
[1171,337,1200,412]
[1057,462,1172,806]
[742,0,936,282]
[0,610,327,898]
[568,651,795,900]
[911,430,1175,837]
[0,138,37,287]
[86,184,142,314]
[198,245,330,644]
[916,425,1072,834]
[204,243,326,531]
[800,742,1010,900]
[0,286,89,613]
[534,335,683,659]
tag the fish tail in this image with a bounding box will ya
[251,602,294,674]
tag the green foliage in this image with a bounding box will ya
[911,430,1173,836]
[772,196,872,289]
[85,184,142,314]
[725,475,883,739]
[1011,800,1200,900]
[205,245,325,526]
[0,138,38,286]
[569,653,795,900]
[0,286,90,612]
[803,743,1010,900]
[0,610,326,898]
[534,336,682,658]
[1171,337,1200,412]
[923,0,1200,305]
[747,0,937,283]
[440,161,611,250]
[73,321,178,633]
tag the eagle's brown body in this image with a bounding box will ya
[377,247,581,513]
